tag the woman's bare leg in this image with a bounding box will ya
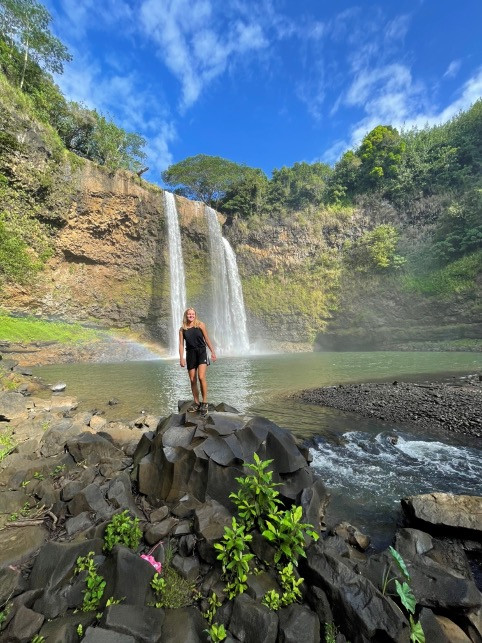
[188,368,200,404]
[198,364,207,403]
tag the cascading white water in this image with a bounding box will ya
[164,191,186,355]
[205,205,250,354]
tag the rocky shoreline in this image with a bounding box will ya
[0,359,481,642]
[294,375,482,438]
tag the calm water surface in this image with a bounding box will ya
[33,351,482,548]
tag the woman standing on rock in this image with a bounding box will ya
[179,308,216,417]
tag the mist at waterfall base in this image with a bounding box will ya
[32,350,482,549]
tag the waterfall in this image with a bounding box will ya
[164,191,186,355]
[205,205,249,354]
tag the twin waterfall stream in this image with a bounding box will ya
[164,192,249,357]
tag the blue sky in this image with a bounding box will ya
[44,0,482,184]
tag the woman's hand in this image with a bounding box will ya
[180,358,186,368]
[211,352,217,362]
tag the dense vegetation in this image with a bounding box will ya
[0,0,146,172]
[163,103,481,315]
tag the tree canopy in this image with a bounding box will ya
[0,0,72,88]
[162,155,256,205]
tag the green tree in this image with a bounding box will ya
[357,125,405,191]
[90,113,147,172]
[218,168,269,221]
[325,150,361,203]
[162,155,254,205]
[268,162,332,211]
[0,0,72,89]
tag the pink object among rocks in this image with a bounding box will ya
[140,554,162,573]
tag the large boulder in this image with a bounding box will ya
[401,493,482,538]
[301,542,410,642]
[134,406,326,531]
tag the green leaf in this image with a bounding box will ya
[389,546,411,581]
[395,580,416,614]
[409,616,425,643]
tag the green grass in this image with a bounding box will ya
[0,428,17,462]
[402,250,481,298]
[0,314,106,344]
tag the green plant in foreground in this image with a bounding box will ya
[382,547,425,643]
[229,453,282,530]
[76,623,83,637]
[149,567,195,608]
[30,635,45,643]
[74,551,106,612]
[262,589,281,611]
[103,510,142,553]
[203,591,222,624]
[324,622,338,643]
[206,622,227,642]
[262,505,319,565]
[214,517,254,599]
[279,562,304,606]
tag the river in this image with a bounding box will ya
[33,351,482,548]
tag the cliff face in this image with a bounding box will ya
[1,79,479,352]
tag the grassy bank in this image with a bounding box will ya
[0,314,106,344]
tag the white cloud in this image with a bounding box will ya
[139,0,269,110]
[444,59,462,79]
[324,65,482,163]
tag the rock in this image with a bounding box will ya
[39,612,96,643]
[40,420,82,457]
[194,499,232,543]
[160,606,208,642]
[145,517,178,545]
[402,493,482,537]
[66,432,127,466]
[278,603,320,643]
[333,521,371,551]
[108,398,119,406]
[2,604,44,642]
[301,543,409,642]
[29,539,104,590]
[65,511,94,536]
[419,608,460,643]
[171,554,200,581]
[150,506,169,522]
[0,567,27,604]
[0,391,28,420]
[68,483,114,521]
[0,526,48,568]
[106,471,141,516]
[82,626,135,642]
[215,403,240,413]
[51,382,67,392]
[230,593,279,643]
[99,546,155,606]
[246,571,280,600]
[99,604,165,642]
[300,477,330,533]
[90,415,107,430]
[433,615,472,642]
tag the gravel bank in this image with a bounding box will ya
[295,376,482,438]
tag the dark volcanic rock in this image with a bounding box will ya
[302,543,410,642]
[230,593,278,643]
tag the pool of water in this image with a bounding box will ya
[33,351,482,549]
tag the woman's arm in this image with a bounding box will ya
[179,329,186,367]
[200,323,216,361]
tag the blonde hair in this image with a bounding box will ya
[182,307,202,329]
